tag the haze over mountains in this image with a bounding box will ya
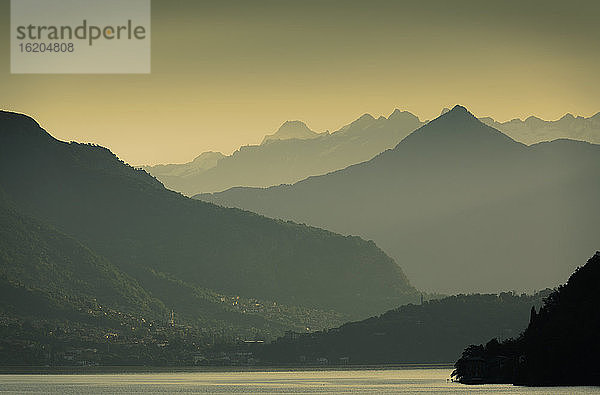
[141,151,225,194]
[145,109,599,196]
[261,120,321,144]
[481,111,600,146]
[1,107,597,369]
[198,106,600,294]
[144,110,424,195]
[0,111,418,332]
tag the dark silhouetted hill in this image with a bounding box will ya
[0,187,348,337]
[453,252,600,386]
[0,110,417,320]
[260,290,550,364]
[198,105,600,294]
[0,188,165,320]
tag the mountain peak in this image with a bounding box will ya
[262,120,318,144]
[0,110,39,126]
[395,104,519,151]
[0,110,56,145]
[191,151,225,164]
[275,120,314,136]
[433,105,479,123]
[525,115,543,122]
[339,113,376,132]
[450,104,469,114]
[0,110,42,135]
[357,113,375,122]
[559,113,575,121]
[388,109,420,123]
[524,115,546,128]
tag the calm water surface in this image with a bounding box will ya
[1,368,599,394]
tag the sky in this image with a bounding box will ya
[1,0,599,165]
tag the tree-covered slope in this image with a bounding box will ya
[0,111,417,318]
[1,190,341,338]
[260,290,549,364]
[453,252,600,386]
[0,190,164,320]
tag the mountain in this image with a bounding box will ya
[197,105,600,294]
[260,290,550,364]
[145,109,423,195]
[453,252,600,386]
[0,185,350,339]
[261,120,320,144]
[140,151,225,194]
[479,112,600,145]
[144,109,599,197]
[0,110,417,320]
[0,188,165,321]
[142,151,224,177]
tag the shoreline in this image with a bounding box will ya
[0,363,455,375]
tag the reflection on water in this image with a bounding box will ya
[0,368,598,394]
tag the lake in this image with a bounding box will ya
[0,368,599,393]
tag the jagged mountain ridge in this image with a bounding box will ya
[146,108,599,196]
[480,111,600,145]
[145,109,424,195]
[198,105,600,294]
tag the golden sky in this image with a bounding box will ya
[1,0,599,164]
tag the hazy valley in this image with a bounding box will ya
[198,106,600,294]
[145,108,600,197]
[0,107,598,382]
[3,0,599,389]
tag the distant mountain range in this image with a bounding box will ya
[197,106,600,294]
[261,120,321,144]
[0,111,418,333]
[143,110,424,195]
[145,109,599,196]
[481,112,600,146]
[141,151,225,194]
